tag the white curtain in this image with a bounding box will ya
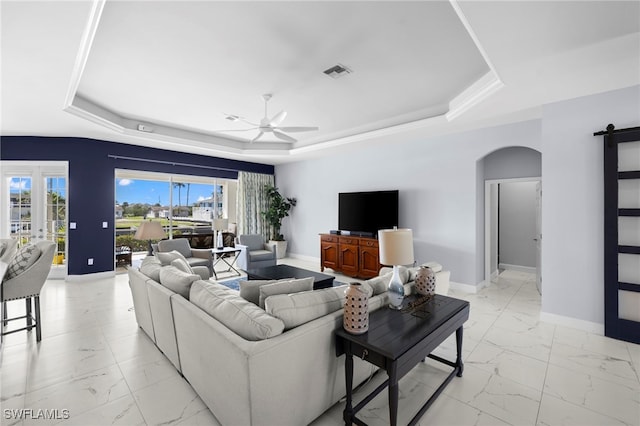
[236,171,274,239]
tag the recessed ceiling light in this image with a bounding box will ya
[323,64,353,79]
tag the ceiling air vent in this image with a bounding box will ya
[323,64,352,79]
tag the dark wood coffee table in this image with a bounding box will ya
[245,264,335,290]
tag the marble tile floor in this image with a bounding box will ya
[1,262,639,426]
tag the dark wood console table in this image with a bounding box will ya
[335,294,470,426]
[320,233,380,279]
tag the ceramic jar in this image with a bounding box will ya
[415,265,436,296]
[343,283,369,334]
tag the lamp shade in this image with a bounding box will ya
[213,218,228,231]
[134,221,165,241]
[378,228,414,266]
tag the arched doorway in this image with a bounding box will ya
[477,147,542,291]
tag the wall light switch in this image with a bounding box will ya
[102,222,108,229]
[70,222,77,229]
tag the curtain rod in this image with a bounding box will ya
[107,154,239,173]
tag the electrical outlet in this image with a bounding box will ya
[102,222,108,229]
[88,258,94,266]
[70,222,76,229]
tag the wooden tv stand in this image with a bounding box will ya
[320,233,380,279]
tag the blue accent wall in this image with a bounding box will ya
[0,136,274,275]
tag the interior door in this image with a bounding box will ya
[1,162,68,279]
[600,125,640,344]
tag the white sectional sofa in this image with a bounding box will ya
[128,256,449,425]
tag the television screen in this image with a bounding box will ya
[338,190,399,236]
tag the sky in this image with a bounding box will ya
[115,178,216,206]
[10,176,67,198]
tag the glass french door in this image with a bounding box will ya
[600,126,640,344]
[1,162,68,279]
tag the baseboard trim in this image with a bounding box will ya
[490,269,499,280]
[449,281,479,294]
[499,263,536,274]
[539,311,604,335]
[66,271,116,282]
[287,252,320,264]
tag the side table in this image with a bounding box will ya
[211,246,241,279]
[335,294,470,426]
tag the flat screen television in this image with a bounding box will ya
[338,190,399,237]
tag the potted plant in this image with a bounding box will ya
[261,184,296,258]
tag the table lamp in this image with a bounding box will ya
[378,227,414,310]
[213,218,228,249]
[134,221,165,255]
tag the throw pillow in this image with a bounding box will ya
[238,279,277,305]
[139,255,162,281]
[170,257,194,274]
[5,244,41,281]
[190,280,285,341]
[258,277,314,309]
[156,250,188,266]
[266,285,348,330]
[158,265,200,299]
[0,242,6,257]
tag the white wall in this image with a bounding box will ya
[276,119,541,285]
[541,85,640,326]
[277,84,639,329]
[499,181,538,269]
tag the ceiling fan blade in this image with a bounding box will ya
[216,127,259,132]
[239,118,259,126]
[276,126,319,132]
[250,131,264,143]
[269,110,287,127]
[273,130,297,143]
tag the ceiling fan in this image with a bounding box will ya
[222,94,319,143]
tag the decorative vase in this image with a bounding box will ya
[343,283,369,334]
[387,265,405,309]
[415,265,436,296]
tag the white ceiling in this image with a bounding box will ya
[2,1,639,165]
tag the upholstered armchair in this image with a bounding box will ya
[0,238,18,264]
[157,238,213,274]
[236,234,277,271]
[1,240,56,342]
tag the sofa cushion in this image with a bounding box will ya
[239,279,277,305]
[139,255,162,281]
[258,277,314,309]
[190,280,285,341]
[5,244,41,281]
[249,249,274,262]
[159,265,200,299]
[156,250,188,266]
[266,285,348,330]
[171,257,194,274]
